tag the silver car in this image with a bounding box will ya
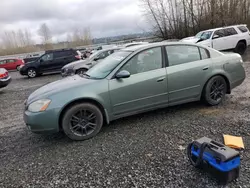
[61,47,122,77]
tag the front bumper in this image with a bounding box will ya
[0,76,11,88]
[24,108,61,134]
[61,67,75,77]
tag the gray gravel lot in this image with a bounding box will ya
[1,52,250,187]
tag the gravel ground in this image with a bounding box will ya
[0,51,250,188]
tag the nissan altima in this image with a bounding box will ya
[23,42,245,141]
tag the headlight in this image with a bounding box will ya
[28,99,51,112]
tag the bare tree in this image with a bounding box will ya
[38,23,52,50]
[141,0,250,39]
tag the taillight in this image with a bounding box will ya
[75,55,81,60]
[0,72,8,78]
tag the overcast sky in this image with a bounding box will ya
[0,0,149,43]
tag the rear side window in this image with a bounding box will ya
[199,48,210,59]
[54,51,72,58]
[238,26,248,33]
[0,60,6,65]
[166,45,200,66]
[225,28,238,36]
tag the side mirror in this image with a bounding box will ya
[39,59,44,63]
[212,34,219,39]
[115,70,130,79]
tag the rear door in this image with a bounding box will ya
[165,45,212,105]
[223,27,240,49]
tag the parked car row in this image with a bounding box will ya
[23,41,246,141]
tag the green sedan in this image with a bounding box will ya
[24,42,246,140]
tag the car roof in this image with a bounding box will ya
[200,24,248,33]
[121,42,207,52]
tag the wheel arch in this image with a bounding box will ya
[58,98,108,131]
[201,74,231,98]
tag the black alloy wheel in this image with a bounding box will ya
[203,76,227,106]
[62,103,103,141]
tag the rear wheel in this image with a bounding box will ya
[234,41,247,55]
[62,103,103,141]
[202,76,227,106]
[27,68,37,78]
[76,68,88,76]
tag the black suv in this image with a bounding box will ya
[19,48,82,78]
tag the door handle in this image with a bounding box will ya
[203,66,209,70]
[157,77,165,82]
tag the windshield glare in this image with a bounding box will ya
[86,51,132,79]
[195,31,212,40]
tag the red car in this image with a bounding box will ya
[0,58,24,71]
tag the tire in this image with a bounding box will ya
[76,68,88,76]
[234,41,247,55]
[16,66,21,71]
[202,76,227,106]
[62,103,103,141]
[27,68,37,78]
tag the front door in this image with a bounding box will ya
[39,53,55,72]
[109,47,168,117]
[165,45,212,105]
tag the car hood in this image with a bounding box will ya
[63,59,90,69]
[181,36,199,43]
[27,75,97,104]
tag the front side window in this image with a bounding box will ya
[120,47,162,75]
[166,45,200,66]
[41,53,53,61]
[213,29,226,38]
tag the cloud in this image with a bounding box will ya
[0,0,149,42]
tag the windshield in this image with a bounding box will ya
[88,51,100,59]
[195,31,203,38]
[195,31,212,40]
[86,51,132,79]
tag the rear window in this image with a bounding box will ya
[54,50,73,58]
[199,48,210,59]
[238,26,248,33]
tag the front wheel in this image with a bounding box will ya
[27,68,37,78]
[202,76,227,106]
[62,103,103,141]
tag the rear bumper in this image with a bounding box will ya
[0,76,11,88]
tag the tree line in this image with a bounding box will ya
[141,0,250,39]
[0,23,93,56]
